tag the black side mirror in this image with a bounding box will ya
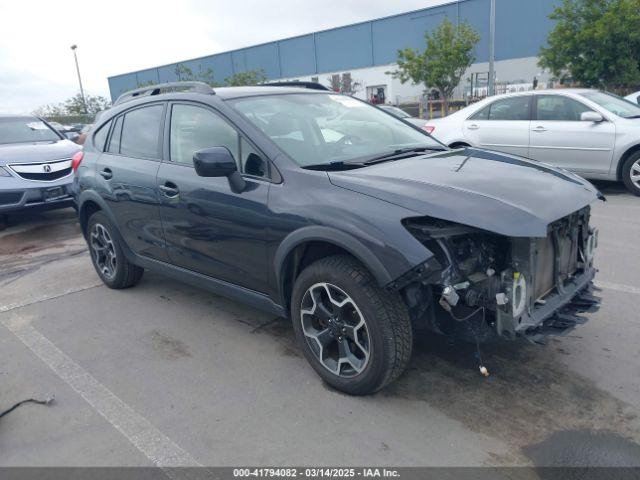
[193,146,246,193]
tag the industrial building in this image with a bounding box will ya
[108,0,560,104]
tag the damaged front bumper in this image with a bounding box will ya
[401,208,601,344]
[506,267,600,344]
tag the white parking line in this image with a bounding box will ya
[1,317,201,470]
[0,284,103,313]
[596,281,640,295]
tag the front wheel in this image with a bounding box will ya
[622,151,640,196]
[291,255,413,395]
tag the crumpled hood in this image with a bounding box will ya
[328,148,601,238]
[0,140,80,166]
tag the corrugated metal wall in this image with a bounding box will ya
[107,0,559,100]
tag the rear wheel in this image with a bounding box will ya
[87,211,144,289]
[621,151,640,196]
[291,255,412,395]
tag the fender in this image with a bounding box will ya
[77,190,138,264]
[274,225,395,298]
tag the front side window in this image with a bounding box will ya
[580,91,640,119]
[536,95,593,121]
[230,93,443,167]
[0,117,61,145]
[482,96,532,121]
[170,104,239,166]
[120,105,164,159]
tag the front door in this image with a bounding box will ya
[528,94,615,174]
[157,102,272,293]
[463,94,532,157]
[95,103,168,261]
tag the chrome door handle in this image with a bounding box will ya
[532,126,547,132]
[467,124,479,130]
[99,168,113,180]
[159,183,180,198]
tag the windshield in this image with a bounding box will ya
[580,91,640,119]
[381,106,411,118]
[230,93,442,166]
[0,117,61,144]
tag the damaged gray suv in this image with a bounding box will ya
[75,82,602,395]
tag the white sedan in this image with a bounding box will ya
[625,91,640,105]
[426,89,640,195]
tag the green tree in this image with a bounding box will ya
[33,93,110,118]
[539,0,640,89]
[224,69,267,86]
[174,63,218,85]
[391,18,480,115]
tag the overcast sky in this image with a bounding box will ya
[0,0,448,114]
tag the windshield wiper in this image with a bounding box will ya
[301,161,366,171]
[362,147,442,165]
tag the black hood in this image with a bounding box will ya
[0,139,80,166]
[328,148,601,238]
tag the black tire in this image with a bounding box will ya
[86,211,144,289]
[621,151,640,196]
[291,255,412,395]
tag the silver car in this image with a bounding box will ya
[0,114,82,219]
[427,89,640,195]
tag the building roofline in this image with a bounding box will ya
[108,0,466,81]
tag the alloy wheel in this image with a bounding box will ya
[300,282,370,378]
[631,159,640,191]
[90,223,117,279]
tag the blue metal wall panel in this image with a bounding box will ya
[495,0,557,60]
[205,53,235,83]
[157,64,178,83]
[108,73,138,101]
[315,23,372,73]
[279,35,316,78]
[242,43,280,78]
[371,4,455,65]
[459,0,491,63]
[135,68,160,86]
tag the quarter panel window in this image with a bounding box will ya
[93,120,111,151]
[107,116,123,154]
[170,104,240,167]
[120,105,164,159]
[536,95,593,121]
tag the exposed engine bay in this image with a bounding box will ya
[399,207,600,344]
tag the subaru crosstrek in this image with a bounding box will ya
[74,82,602,395]
[0,114,82,218]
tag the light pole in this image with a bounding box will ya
[488,0,496,96]
[70,44,88,114]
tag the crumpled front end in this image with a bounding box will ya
[399,207,600,344]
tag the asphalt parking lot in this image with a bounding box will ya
[1,182,639,468]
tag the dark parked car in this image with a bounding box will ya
[75,82,601,395]
[0,114,82,219]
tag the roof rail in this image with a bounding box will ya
[114,81,215,106]
[263,81,330,91]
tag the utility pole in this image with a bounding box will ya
[70,45,88,114]
[488,0,496,96]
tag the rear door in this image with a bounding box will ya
[156,102,272,293]
[528,94,615,173]
[94,103,169,261]
[462,95,532,157]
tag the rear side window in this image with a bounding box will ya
[536,95,593,121]
[120,105,164,159]
[93,121,111,151]
[471,96,531,121]
[107,116,123,154]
